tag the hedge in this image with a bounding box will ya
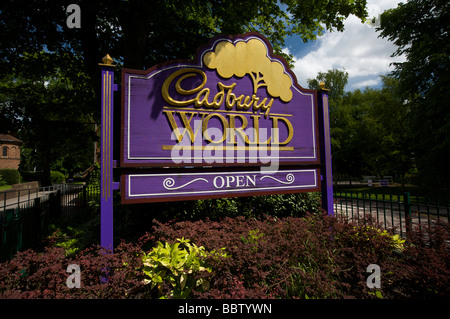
[0,169,21,185]
[0,213,448,299]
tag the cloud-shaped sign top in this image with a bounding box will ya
[203,38,293,102]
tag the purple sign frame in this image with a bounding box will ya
[122,168,320,204]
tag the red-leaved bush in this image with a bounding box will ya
[0,240,148,299]
[0,213,448,299]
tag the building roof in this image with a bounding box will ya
[0,134,23,145]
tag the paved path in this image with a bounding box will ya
[0,187,81,212]
[1,190,57,212]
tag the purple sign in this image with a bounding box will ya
[99,33,333,250]
[121,33,319,168]
[122,168,320,204]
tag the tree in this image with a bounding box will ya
[307,69,351,175]
[0,51,96,185]
[308,70,413,181]
[307,68,349,101]
[0,0,369,184]
[377,0,450,189]
[1,0,369,80]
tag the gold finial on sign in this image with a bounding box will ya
[319,81,330,91]
[99,54,116,67]
[319,81,325,90]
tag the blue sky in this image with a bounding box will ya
[282,0,405,91]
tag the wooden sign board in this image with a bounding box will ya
[121,34,319,168]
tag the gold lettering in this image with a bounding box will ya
[271,116,294,145]
[162,68,276,117]
[236,94,253,110]
[228,113,249,145]
[162,68,207,106]
[195,88,213,108]
[223,83,237,109]
[258,98,274,118]
[202,113,229,144]
[251,115,271,145]
[163,110,206,143]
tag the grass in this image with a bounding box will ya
[0,185,12,191]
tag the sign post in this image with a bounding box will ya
[318,82,334,216]
[99,54,118,250]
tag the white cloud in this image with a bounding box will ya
[288,0,406,90]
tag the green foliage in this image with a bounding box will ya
[307,68,349,101]
[1,0,369,185]
[141,238,227,299]
[0,0,369,80]
[19,171,41,183]
[0,173,6,186]
[50,171,65,184]
[308,72,412,180]
[47,226,83,257]
[171,192,322,221]
[349,225,406,252]
[87,162,100,186]
[377,0,450,188]
[16,170,66,185]
[0,169,20,185]
[241,229,265,252]
[0,51,96,186]
[1,214,448,299]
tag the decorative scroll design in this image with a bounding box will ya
[260,173,295,185]
[163,177,209,190]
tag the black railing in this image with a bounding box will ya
[0,184,100,261]
[334,188,449,237]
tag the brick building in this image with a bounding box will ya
[0,134,23,170]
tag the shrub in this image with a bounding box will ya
[150,215,349,298]
[149,214,450,299]
[0,173,6,186]
[87,162,100,186]
[0,214,448,299]
[0,240,149,299]
[0,169,20,185]
[19,170,66,185]
[19,171,41,183]
[167,192,322,221]
[50,171,65,184]
[380,221,450,299]
[141,238,226,299]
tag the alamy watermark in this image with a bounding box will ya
[66,264,81,288]
[366,264,381,289]
[66,4,81,29]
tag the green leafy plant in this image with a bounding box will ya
[241,228,265,252]
[47,226,84,257]
[0,169,20,184]
[142,238,225,299]
[0,173,6,186]
[352,225,406,252]
[50,170,65,184]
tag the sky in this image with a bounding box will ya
[283,0,406,91]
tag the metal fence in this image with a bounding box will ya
[334,189,450,237]
[0,184,99,261]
